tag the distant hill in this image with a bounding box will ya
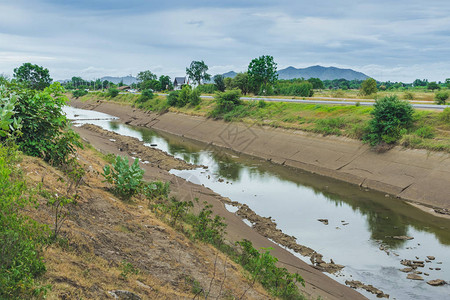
[277,65,370,81]
[222,71,237,78]
[100,75,137,85]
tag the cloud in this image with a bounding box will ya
[0,0,449,82]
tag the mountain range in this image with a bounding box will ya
[222,65,370,81]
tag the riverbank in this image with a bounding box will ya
[69,98,450,213]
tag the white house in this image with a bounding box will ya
[173,77,187,90]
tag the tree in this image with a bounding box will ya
[159,75,172,91]
[308,78,324,90]
[137,70,157,83]
[445,78,450,88]
[427,81,440,91]
[232,72,250,95]
[247,55,278,95]
[213,75,225,92]
[186,60,211,85]
[413,79,428,87]
[435,91,449,105]
[13,63,52,90]
[360,78,377,96]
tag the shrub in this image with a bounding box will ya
[102,156,144,200]
[191,202,227,246]
[364,96,414,146]
[11,83,83,166]
[189,88,201,106]
[72,89,88,98]
[403,91,414,100]
[195,84,217,94]
[331,89,345,98]
[136,89,154,103]
[167,90,180,106]
[211,89,242,117]
[360,78,377,96]
[107,88,119,98]
[435,91,449,105]
[142,180,170,200]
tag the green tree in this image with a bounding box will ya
[413,79,428,87]
[13,63,52,90]
[435,91,449,105]
[308,77,324,89]
[364,96,414,145]
[159,75,172,90]
[247,55,278,95]
[186,60,211,85]
[427,81,440,91]
[360,78,378,96]
[232,72,250,95]
[213,74,226,92]
[445,78,450,88]
[137,70,157,83]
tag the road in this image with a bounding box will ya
[155,94,448,110]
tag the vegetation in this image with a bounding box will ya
[102,156,145,200]
[210,89,243,119]
[186,60,211,85]
[166,86,201,107]
[435,91,449,105]
[360,78,378,96]
[248,55,278,95]
[214,74,226,92]
[13,63,52,90]
[107,87,119,98]
[0,142,49,298]
[274,79,313,97]
[72,89,88,98]
[364,96,414,146]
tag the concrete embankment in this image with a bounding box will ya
[69,99,450,212]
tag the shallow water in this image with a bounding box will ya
[65,106,450,300]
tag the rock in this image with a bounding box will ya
[435,268,441,271]
[427,256,435,260]
[392,236,414,240]
[407,274,424,281]
[345,280,389,298]
[218,178,224,182]
[427,279,446,286]
[108,290,141,300]
[317,219,329,225]
[400,267,413,273]
[424,273,429,276]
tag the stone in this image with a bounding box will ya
[400,267,413,273]
[317,219,329,225]
[108,290,142,300]
[407,274,423,281]
[392,236,414,240]
[427,256,435,260]
[427,279,446,286]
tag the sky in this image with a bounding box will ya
[0,0,449,82]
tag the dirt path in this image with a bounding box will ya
[69,98,450,214]
[72,124,366,299]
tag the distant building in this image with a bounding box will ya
[173,77,187,90]
[117,85,131,91]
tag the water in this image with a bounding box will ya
[64,106,450,299]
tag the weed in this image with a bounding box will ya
[119,261,139,280]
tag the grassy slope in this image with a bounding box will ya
[76,92,450,153]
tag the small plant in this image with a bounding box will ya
[119,261,139,280]
[45,192,75,240]
[258,99,267,108]
[135,89,154,103]
[414,126,435,139]
[441,107,450,122]
[191,202,227,246]
[102,156,144,200]
[189,88,201,106]
[142,180,170,200]
[435,91,449,105]
[166,197,193,226]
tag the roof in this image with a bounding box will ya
[174,77,186,85]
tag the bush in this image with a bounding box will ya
[441,107,450,122]
[72,89,88,98]
[102,156,144,200]
[435,91,449,105]
[107,88,119,98]
[135,89,154,103]
[403,91,414,100]
[211,89,242,116]
[10,83,83,166]
[364,96,414,146]
[189,88,201,106]
[167,90,180,106]
[195,84,217,94]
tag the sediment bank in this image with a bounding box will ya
[69,98,450,213]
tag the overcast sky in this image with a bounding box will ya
[1,0,449,82]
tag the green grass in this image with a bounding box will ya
[77,92,450,153]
